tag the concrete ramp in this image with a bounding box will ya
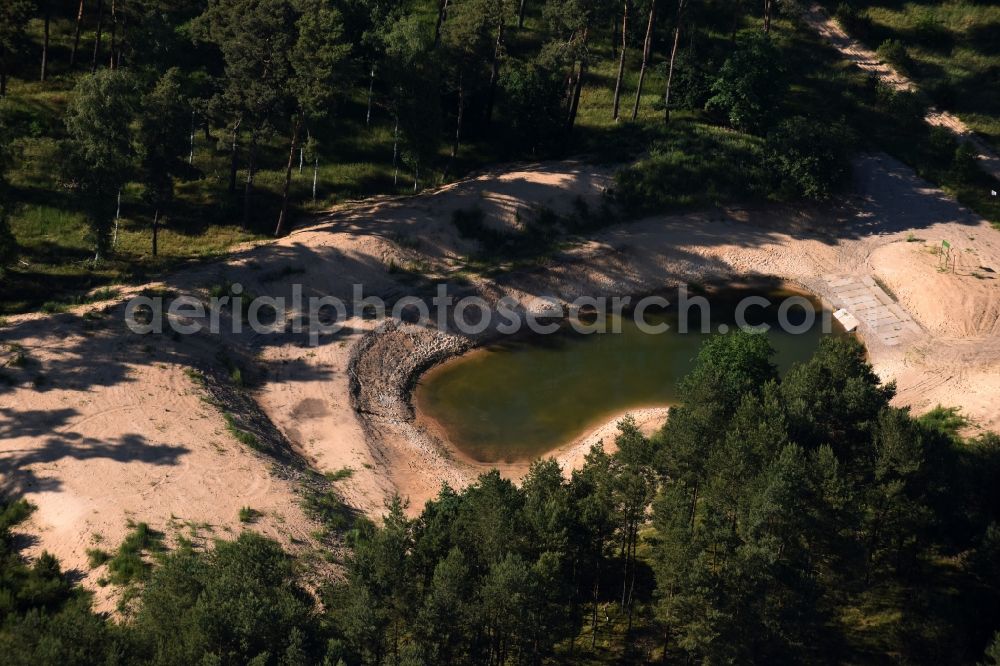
[824,274,923,346]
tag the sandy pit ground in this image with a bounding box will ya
[2,155,999,606]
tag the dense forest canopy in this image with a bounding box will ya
[0,0,997,312]
[2,333,1000,663]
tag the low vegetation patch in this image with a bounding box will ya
[238,507,262,524]
[302,481,370,541]
[86,548,111,569]
[2,343,29,369]
[86,522,165,586]
[452,201,610,268]
[38,287,119,314]
[223,413,262,451]
[876,38,912,74]
[614,123,767,215]
[325,467,355,483]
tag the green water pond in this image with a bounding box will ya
[415,285,840,462]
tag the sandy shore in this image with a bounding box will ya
[2,156,999,604]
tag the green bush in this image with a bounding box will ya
[913,11,952,51]
[613,123,766,215]
[86,548,111,569]
[926,79,959,109]
[451,204,563,263]
[835,3,873,40]
[452,206,493,243]
[764,117,856,200]
[927,126,959,163]
[104,522,164,585]
[876,39,911,74]
[876,86,926,130]
[0,497,116,662]
[326,467,355,482]
[7,344,28,367]
[665,48,718,113]
[108,551,147,585]
[238,506,262,523]
[950,142,981,184]
[132,532,317,664]
[706,32,788,133]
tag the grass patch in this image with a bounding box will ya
[223,413,261,451]
[238,506,262,523]
[325,467,355,482]
[86,522,165,586]
[86,548,111,569]
[183,367,206,386]
[38,287,120,314]
[4,343,29,368]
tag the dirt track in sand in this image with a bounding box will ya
[801,3,1000,181]
[1,154,998,607]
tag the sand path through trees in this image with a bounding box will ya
[801,3,1000,182]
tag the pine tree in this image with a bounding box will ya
[416,547,474,663]
[630,0,656,121]
[63,69,139,258]
[571,443,616,647]
[137,68,190,256]
[780,335,895,473]
[439,0,493,161]
[274,0,348,236]
[610,0,629,120]
[0,0,34,97]
[193,0,296,228]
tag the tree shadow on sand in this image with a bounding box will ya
[0,418,189,497]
